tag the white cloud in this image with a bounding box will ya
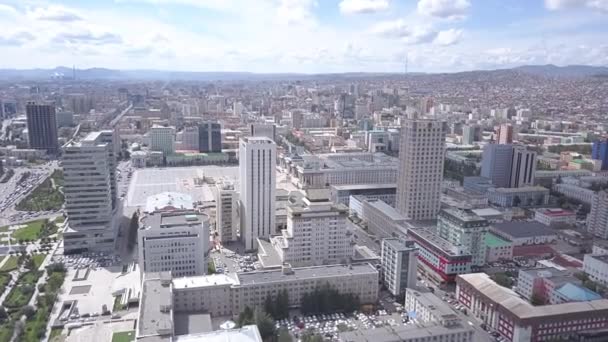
[433,28,463,46]
[371,20,439,44]
[0,31,35,46]
[417,0,471,20]
[276,0,318,26]
[545,0,608,12]
[339,0,390,14]
[27,5,83,22]
[0,4,18,16]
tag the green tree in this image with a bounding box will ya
[277,328,293,342]
[264,294,275,319]
[237,306,255,327]
[512,196,521,207]
[254,309,275,341]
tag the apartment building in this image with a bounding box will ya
[438,208,489,267]
[214,180,239,242]
[381,239,417,297]
[149,125,176,155]
[349,196,407,239]
[587,191,608,239]
[583,254,608,286]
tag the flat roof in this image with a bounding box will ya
[440,208,487,223]
[138,273,173,339]
[407,228,467,257]
[173,273,236,290]
[142,211,208,230]
[145,192,193,213]
[536,208,576,217]
[331,183,397,191]
[339,321,473,342]
[365,198,406,222]
[383,238,416,252]
[175,325,262,342]
[492,221,556,239]
[472,208,503,217]
[492,186,549,193]
[257,238,283,268]
[236,263,378,286]
[406,288,458,318]
[484,233,511,248]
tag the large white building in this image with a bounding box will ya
[583,254,608,286]
[214,180,239,242]
[381,239,417,297]
[97,129,120,209]
[138,210,209,278]
[259,194,352,268]
[396,116,447,220]
[149,125,176,155]
[62,131,115,253]
[239,137,276,250]
[438,208,489,267]
[587,191,608,239]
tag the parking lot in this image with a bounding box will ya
[210,244,259,274]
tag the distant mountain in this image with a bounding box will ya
[0,64,607,81]
[513,64,608,78]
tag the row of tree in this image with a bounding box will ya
[300,283,360,315]
[264,289,290,320]
[237,307,275,341]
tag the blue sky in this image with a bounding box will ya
[0,0,606,73]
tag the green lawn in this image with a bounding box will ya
[49,327,63,341]
[0,225,9,232]
[16,175,64,212]
[112,331,135,342]
[0,273,11,297]
[32,254,47,269]
[54,216,66,225]
[0,256,19,272]
[0,322,14,342]
[3,271,42,309]
[12,220,46,241]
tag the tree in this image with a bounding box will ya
[254,309,275,341]
[23,305,36,319]
[276,289,289,319]
[0,307,7,321]
[512,196,521,207]
[237,306,255,327]
[264,294,275,318]
[277,328,293,342]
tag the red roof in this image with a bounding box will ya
[513,244,554,257]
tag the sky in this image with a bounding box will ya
[0,0,607,73]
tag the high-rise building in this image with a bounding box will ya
[419,97,434,115]
[396,117,447,220]
[25,102,59,154]
[149,125,175,155]
[510,145,537,188]
[481,144,514,188]
[498,124,513,144]
[138,210,209,278]
[198,122,222,153]
[381,238,418,297]
[588,191,608,239]
[438,208,489,267]
[62,132,114,253]
[592,139,608,170]
[262,195,351,267]
[215,180,239,242]
[250,123,276,141]
[462,125,475,145]
[239,137,276,250]
[97,130,119,209]
[179,126,199,151]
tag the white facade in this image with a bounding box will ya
[587,191,608,239]
[214,180,239,242]
[149,125,176,155]
[438,209,489,267]
[552,183,596,204]
[239,137,276,250]
[138,210,209,278]
[62,132,115,253]
[381,239,418,297]
[396,117,447,220]
[584,254,608,286]
[534,208,576,226]
[271,197,352,267]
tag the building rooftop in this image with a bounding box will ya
[555,283,602,302]
[536,208,576,217]
[172,273,236,289]
[236,263,378,286]
[587,254,608,263]
[484,233,511,248]
[174,325,262,342]
[383,238,416,252]
[407,228,468,258]
[491,186,549,193]
[338,320,473,342]
[440,208,488,225]
[331,183,397,191]
[471,208,503,217]
[138,272,173,340]
[257,238,283,269]
[364,198,406,222]
[406,288,459,320]
[145,192,194,213]
[457,273,608,321]
[491,221,556,239]
[142,210,209,231]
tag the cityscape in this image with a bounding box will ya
[1,1,608,342]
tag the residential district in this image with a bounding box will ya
[0,68,607,342]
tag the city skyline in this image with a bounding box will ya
[0,0,607,73]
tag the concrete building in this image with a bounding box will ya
[587,191,608,239]
[330,183,396,207]
[178,125,199,151]
[438,209,489,267]
[592,139,608,170]
[510,145,537,188]
[149,125,176,155]
[250,123,276,141]
[62,132,115,253]
[239,137,276,250]
[461,124,475,145]
[534,208,576,227]
[490,221,557,246]
[486,186,549,208]
[407,228,472,284]
[365,130,389,152]
[552,183,596,204]
[349,196,407,239]
[517,267,599,305]
[25,102,59,154]
[481,144,514,188]
[260,194,352,268]
[456,273,608,342]
[97,130,120,209]
[484,233,513,262]
[396,117,447,220]
[498,124,513,144]
[214,180,239,242]
[56,110,74,128]
[381,239,417,297]
[198,122,221,153]
[138,210,209,278]
[584,254,608,286]
[404,288,466,328]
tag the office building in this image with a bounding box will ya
[56,110,74,128]
[456,273,608,342]
[484,233,513,262]
[62,132,114,253]
[349,196,407,239]
[381,239,417,297]
[510,145,537,188]
[149,125,175,155]
[138,210,209,278]
[481,144,514,188]
[25,102,59,154]
[250,123,276,141]
[490,221,557,246]
[517,267,600,305]
[330,183,396,207]
[438,208,489,267]
[486,186,549,208]
[259,194,352,268]
[584,254,608,286]
[461,125,475,145]
[404,288,466,328]
[407,228,472,284]
[498,124,513,144]
[396,117,447,220]
[592,139,608,170]
[198,122,222,153]
[98,130,119,209]
[587,191,608,239]
[178,125,199,151]
[239,137,276,250]
[214,180,239,242]
[534,208,576,227]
